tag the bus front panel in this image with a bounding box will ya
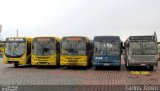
[3,38,28,65]
[31,37,59,66]
[125,40,158,67]
[3,55,27,65]
[126,55,158,67]
[93,41,121,67]
[60,37,89,66]
[93,55,121,66]
[31,54,57,65]
[60,55,88,66]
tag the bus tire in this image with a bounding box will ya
[149,66,154,71]
[14,64,19,67]
[126,66,130,70]
[117,66,121,70]
[95,66,100,69]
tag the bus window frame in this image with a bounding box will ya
[4,38,26,58]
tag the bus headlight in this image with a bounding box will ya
[21,57,25,60]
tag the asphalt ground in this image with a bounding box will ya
[0,55,160,91]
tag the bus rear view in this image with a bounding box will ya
[124,35,158,70]
[93,36,122,69]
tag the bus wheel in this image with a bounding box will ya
[126,66,130,70]
[149,66,154,71]
[117,66,121,70]
[95,66,100,69]
[14,64,19,67]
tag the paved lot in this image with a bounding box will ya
[0,55,160,91]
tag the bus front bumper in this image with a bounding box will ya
[60,61,88,66]
[32,61,57,66]
[128,61,158,67]
[4,60,27,65]
[92,62,121,67]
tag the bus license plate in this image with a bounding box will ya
[104,63,109,66]
[69,62,76,65]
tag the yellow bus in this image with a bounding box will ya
[3,37,32,67]
[60,36,92,67]
[0,41,4,55]
[31,37,61,66]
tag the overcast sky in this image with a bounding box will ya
[0,0,160,41]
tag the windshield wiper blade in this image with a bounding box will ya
[37,41,51,55]
[65,40,74,54]
[74,41,82,54]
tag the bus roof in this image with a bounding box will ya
[6,37,32,39]
[126,35,156,41]
[33,36,61,42]
[62,36,91,41]
[6,37,33,42]
[93,36,121,42]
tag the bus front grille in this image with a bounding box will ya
[37,60,48,61]
[131,56,155,61]
[68,60,78,62]
[36,57,50,59]
[36,57,50,61]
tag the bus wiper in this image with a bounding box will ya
[68,48,74,53]
[11,41,21,55]
[65,40,74,54]
[74,41,82,55]
[37,41,51,55]
[14,41,21,49]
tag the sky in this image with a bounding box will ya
[0,0,160,41]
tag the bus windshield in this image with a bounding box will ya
[94,42,120,55]
[62,41,86,55]
[32,38,55,55]
[5,40,26,57]
[129,41,157,55]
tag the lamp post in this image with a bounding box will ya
[17,29,18,37]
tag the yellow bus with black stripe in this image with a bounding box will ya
[60,36,92,67]
[31,37,61,66]
[0,41,4,55]
[3,37,32,67]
